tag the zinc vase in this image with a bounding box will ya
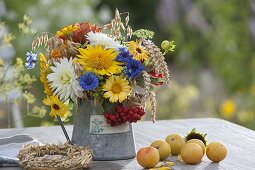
[71,98,136,160]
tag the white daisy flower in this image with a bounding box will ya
[47,58,83,101]
[86,31,122,50]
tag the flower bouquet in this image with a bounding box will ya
[26,9,175,160]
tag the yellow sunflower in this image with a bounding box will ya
[103,76,131,103]
[39,53,52,96]
[128,40,149,61]
[43,95,69,118]
[77,45,122,76]
[56,24,78,37]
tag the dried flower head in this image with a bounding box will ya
[143,40,171,86]
[104,8,133,40]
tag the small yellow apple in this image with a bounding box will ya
[181,143,203,165]
[186,139,206,155]
[136,147,160,168]
[151,140,171,160]
[165,134,185,155]
[206,142,227,162]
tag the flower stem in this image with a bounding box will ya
[56,116,72,144]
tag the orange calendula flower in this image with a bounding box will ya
[72,22,102,44]
[51,48,62,59]
[56,22,101,43]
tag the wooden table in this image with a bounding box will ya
[0,118,254,170]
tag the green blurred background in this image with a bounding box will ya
[1,0,255,129]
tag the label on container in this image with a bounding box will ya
[89,115,130,134]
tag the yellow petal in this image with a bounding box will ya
[109,94,119,103]
[78,48,89,57]
[104,91,113,98]
[119,92,128,102]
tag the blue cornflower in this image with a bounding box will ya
[116,47,133,62]
[25,51,37,69]
[124,58,144,79]
[79,73,99,91]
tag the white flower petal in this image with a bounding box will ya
[47,58,82,101]
[86,32,121,50]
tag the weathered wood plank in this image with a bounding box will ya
[0,118,254,170]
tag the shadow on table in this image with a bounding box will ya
[172,163,222,170]
[203,162,221,170]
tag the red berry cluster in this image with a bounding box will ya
[104,106,145,126]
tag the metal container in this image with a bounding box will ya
[72,99,136,160]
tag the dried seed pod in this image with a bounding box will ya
[120,23,126,31]
[143,40,171,86]
[115,8,121,22]
[104,23,112,29]
[125,15,129,26]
